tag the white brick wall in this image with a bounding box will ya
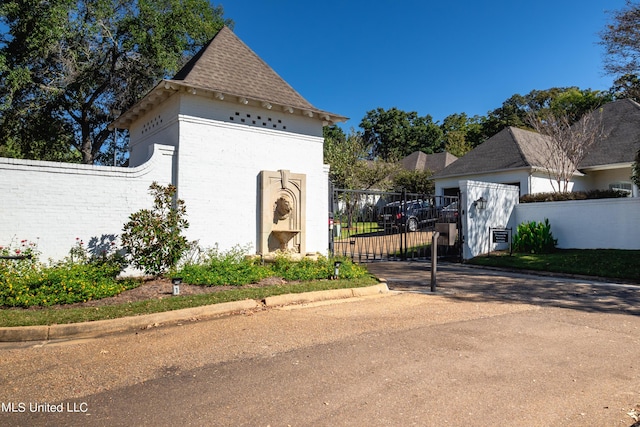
[174,101,329,254]
[459,180,520,259]
[0,145,176,261]
[1,94,331,263]
[515,198,640,250]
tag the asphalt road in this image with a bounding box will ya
[1,262,640,426]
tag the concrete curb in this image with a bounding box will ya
[264,282,389,307]
[0,283,389,342]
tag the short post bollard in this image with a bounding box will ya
[431,232,439,292]
[172,278,182,296]
[333,261,342,279]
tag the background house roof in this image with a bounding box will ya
[401,151,458,174]
[112,27,346,130]
[172,27,320,113]
[433,99,640,180]
[580,98,640,168]
[432,127,551,178]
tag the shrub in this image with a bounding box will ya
[177,245,269,286]
[0,239,137,308]
[520,189,628,203]
[512,219,558,254]
[173,245,369,285]
[64,238,128,277]
[121,182,189,276]
[270,254,368,281]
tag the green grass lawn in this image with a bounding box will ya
[335,222,382,239]
[0,276,379,327]
[469,249,640,282]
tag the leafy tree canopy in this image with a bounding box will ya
[0,0,231,164]
[609,73,640,102]
[390,169,434,195]
[482,87,612,138]
[360,107,443,161]
[600,1,640,78]
[323,126,397,191]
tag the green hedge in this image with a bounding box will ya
[520,189,629,203]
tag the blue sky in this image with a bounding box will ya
[221,0,628,130]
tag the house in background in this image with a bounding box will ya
[400,151,458,175]
[432,98,640,198]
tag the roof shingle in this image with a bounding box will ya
[580,98,640,167]
[171,26,330,114]
[433,127,551,178]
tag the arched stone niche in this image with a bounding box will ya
[259,169,306,255]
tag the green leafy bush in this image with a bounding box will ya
[121,182,189,276]
[0,265,139,307]
[520,189,628,203]
[270,256,330,281]
[173,245,369,285]
[512,219,558,254]
[270,254,368,281]
[0,239,137,308]
[178,245,269,286]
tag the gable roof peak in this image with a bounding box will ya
[112,26,346,130]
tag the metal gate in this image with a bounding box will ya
[329,187,461,262]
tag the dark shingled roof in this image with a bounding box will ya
[433,127,551,178]
[580,98,640,168]
[400,151,458,174]
[170,26,334,116]
[433,99,640,179]
[111,26,345,130]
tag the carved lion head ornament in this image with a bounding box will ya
[274,196,292,220]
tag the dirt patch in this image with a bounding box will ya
[39,276,291,310]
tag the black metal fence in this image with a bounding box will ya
[329,187,460,262]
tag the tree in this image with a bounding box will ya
[632,148,640,188]
[527,108,608,193]
[360,107,443,161]
[323,126,397,191]
[0,0,231,164]
[443,131,472,158]
[324,126,398,228]
[121,182,189,276]
[440,112,484,156]
[600,1,640,78]
[482,88,611,139]
[548,88,612,123]
[609,73,640,102]
[390,169,434,195]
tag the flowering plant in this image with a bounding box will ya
[0,238,135,308]
[0,238,41,275]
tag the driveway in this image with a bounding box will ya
[1,262,639,426]
[366,261,640,315]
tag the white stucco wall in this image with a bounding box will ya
[459,180,520,260]
[436,170,531,199]
[1,93,333,263]
[515,198,640,250]
[0,145,176,261]
[173,96,328,254]
[129,95,181,167]
[586,167,638,197]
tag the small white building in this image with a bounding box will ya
[433,99,640,198]
[0,27,346,261]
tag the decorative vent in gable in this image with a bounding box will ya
[228,111,287,130]
[141,115,163,135]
